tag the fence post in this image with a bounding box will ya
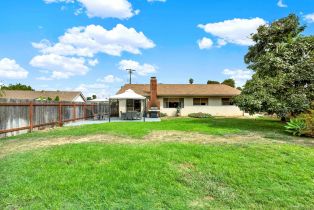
[83,103,86,119]
[73,103,76,121]
[58,102,62,127]
[29,101,33,132]
[92,104,95,118]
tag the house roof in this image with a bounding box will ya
[0,90,86,102]
[117,84,241,97]
[89,98,109,102]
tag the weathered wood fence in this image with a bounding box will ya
[0,99,109,138]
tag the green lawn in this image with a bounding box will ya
[4,117,287,140]
[0,117,313,209]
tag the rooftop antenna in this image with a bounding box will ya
[126,69,136,84]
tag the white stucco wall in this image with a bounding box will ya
[159,97,243,117]
[119,99,126,115]
[73,95,86,102]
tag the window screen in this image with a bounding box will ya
[163,98,184,108]
[222,98,233,105]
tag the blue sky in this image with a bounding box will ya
[0,0,313,98]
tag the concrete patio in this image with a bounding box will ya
[64,117,161,127]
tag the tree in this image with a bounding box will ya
[86,97,92,100]
[207,80,220,84]
[92,94,97,99]
[1,83,33,91]
[189,78,194,84]
[236,87,243,91]
[222,79,235,87]
[54,96,60,101]
[0,83,3,97]
[234,14,314,121]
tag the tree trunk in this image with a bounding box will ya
[281,116,286,122]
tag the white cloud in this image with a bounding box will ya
[198,18,266,46]
[304,13,314,23]
[88,59,98,66]
[44,0,138,19]
[217,39,227,48]
[30,54,90,79]
[0,58,29,79]
[97,75,123,83]
[36,76,53,81]
[118,59,157,76]
[74,83,111,98]
[198,37,213,49]
[223,69,254,87]
[32,24,155,57]
[277,0,287,8]
[74,74,123,98]
[74,7,83,16]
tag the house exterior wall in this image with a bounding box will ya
[73,95,86,102]
[119,99,127,114]
[158,96,243,117]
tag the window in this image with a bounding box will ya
[163,98,184,108]
[222,98,233,105]
[126,99,141,112]
[193,98,208,106]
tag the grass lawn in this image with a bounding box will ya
[4,117,288,140]
[0,117,313,209]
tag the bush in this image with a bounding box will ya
[299,110,314,137]
[285,118,306,136]
[285,110,314,137]
[160,112,167,117]
[188,112,213,119]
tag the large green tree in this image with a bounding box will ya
[1,83,34,91]
[235,14,314,120]
[207,80,220,84]
[222,79,235,87]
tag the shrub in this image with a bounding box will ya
[188,112,213,119]
[285,118,306,136]
[176,106,181,117]
[299,110,314,137]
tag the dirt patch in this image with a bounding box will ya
[177,162,196,171]
[0,134,133,158]
[189,195,215,208]
[0,131,267,159]
[146,130,266,144]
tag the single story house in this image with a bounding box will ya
[116,77,243,117]
[0,90,86,102]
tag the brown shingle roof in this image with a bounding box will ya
[0,90,85,102]
[117,84,240,97]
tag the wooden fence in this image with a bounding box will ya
[0,99,109,138]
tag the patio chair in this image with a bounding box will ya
[126,112,133,120]
[135,112,141,120]
[120,111,127,120]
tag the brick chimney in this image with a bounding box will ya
[149,77,160,109]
